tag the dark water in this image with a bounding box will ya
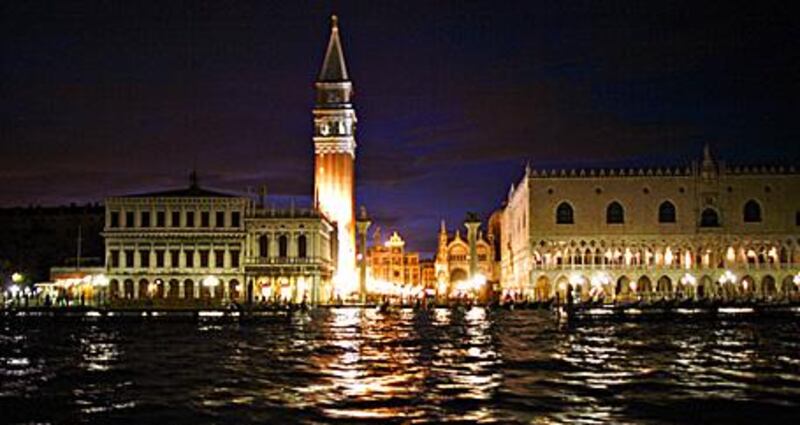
[2,308,800,424]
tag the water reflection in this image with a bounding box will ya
[0,311,799,424]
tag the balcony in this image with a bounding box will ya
[244,256,327,266]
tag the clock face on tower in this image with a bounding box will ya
[327,91,341,103]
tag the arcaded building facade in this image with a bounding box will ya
[103,177,336,304]
[435,221,499,291]
[501,148,800,301]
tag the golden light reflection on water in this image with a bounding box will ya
[292,306,505,422]
[3,311,800,424]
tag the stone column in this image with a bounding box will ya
[312,274,321,305]
[464,213,481,279]
[356,207,372,304]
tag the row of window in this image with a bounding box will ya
[109,210,241,229]
[109,249,241,269]
[556,199,776,226]
[257,235,308,258]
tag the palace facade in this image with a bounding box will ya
[367,231,421,286]
[103,176,336,304]
[500,147,800,301]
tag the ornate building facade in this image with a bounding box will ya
[435,220,499,294]
[103,178,249,302]
[367,231,421,286]
[500,147,800,301]
[102,176,336,304]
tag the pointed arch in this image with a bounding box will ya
[743,199,762,223]
[556,202,574,224]
[658,200,676,223]
[606,201,625,224]
[700,208,720,227]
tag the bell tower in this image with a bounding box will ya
[314,15,357,291]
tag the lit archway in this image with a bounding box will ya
[535,276,550,301]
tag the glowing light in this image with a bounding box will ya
[726,247,736,262]
[202,276,220,288]
[280,284,293,301]
[680,273,696,287]
[718,270,737,285]
[11,272,24,283]
[589,272,609,298]
[568,273,585,287]
[451,274,486,298]
[793,273,800,288]
[665,247,674,266]
[768,247,778,261]
[92,274,109,287]
[9,285,20,296]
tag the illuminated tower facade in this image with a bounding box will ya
[313,16,357,292]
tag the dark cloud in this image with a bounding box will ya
[1,0,797,254]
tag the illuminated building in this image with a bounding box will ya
[420,259,437,289]
[102,174,336,304]
[367,231,421,286]
[100,16,357,304]
[500,146,800,300]
[244,206,336,304]
[435,220,499,295]
[313,15,358,293]
[102,175,249,301]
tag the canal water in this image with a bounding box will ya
[1,308,799,424]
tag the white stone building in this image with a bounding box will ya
[103,175,336,304]
[500,147,800,301]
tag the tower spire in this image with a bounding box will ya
[318,14,349,82]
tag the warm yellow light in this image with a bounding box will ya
[665,247,674,266]
[202,276,220,287]
[718,270,736,285]
[93,274,109,287]
[11,272,24,283]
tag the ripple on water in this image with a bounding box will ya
[0,310,799,424]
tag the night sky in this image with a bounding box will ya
[2,1,798,255]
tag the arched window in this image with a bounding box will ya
[700,208,720,227]
[796,211,800,226]
[743,200,762,223]
[298,235,307,258]
[606,202,625,224]
[556,202,574,224]
[278,235,288,258]
[658,201,676,223]
[258,235,269,258]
